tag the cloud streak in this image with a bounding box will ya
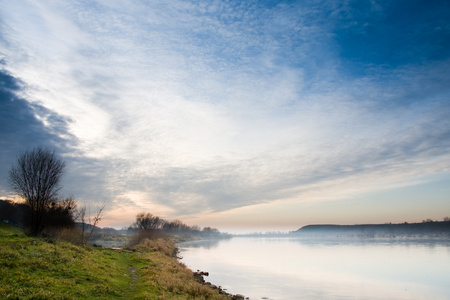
[1,0,449,229]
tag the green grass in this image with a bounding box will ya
[0,223,229,299]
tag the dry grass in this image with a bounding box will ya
[141,251,229,300]
[131,237,176,257]
[129,230,230,299]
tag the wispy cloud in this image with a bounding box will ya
[1,0,449,228]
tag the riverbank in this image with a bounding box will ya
[0,223,243,299]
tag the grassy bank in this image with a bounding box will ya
[0,223,230,299]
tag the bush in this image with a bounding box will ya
[128,230,168,247]
[128,230,176,256]
[57,227,85,245]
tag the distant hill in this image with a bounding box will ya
[293,221,450,236]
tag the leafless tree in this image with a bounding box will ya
[9,147,65,235]
[77,202,107,245]
[132,212,166,231]
[162,219,190,232]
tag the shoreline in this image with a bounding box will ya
[174,244,246,299]
[193,271,246,300]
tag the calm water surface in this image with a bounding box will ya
[178,237,450,300]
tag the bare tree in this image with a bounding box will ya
[162,219,190,232]
[77,202,107,245]
[9,147,65,235]
[132,212,165,231]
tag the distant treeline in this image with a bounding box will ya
[126,212,228,240]
[0,199,228,242]
[293,220,450,237]
[0,199,74,230]
[0,199,27,227]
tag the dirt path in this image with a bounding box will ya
[128,265,138,285]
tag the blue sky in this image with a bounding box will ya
[1,0,449,232]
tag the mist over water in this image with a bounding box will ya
[178,236,450,300]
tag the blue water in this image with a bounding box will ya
[178,236,450,300]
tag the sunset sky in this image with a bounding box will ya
[1,0,449,233]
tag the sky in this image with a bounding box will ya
[1,0,449,233]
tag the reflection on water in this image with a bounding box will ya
[178,238,223,249]
[178,236,450,300]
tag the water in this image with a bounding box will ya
[178,236,450,300]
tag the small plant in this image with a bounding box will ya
[77,202,107,245]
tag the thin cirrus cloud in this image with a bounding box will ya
[0,0,449,229]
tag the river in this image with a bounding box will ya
[178,236,450,300]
